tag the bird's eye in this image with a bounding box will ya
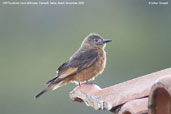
[94,39,98,42]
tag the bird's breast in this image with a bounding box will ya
[72,49,106,83]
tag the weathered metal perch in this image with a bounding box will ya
[70,68,171,114]
[148,75,171,114]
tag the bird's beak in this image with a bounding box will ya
[103,39,112,43]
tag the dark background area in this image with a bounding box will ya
[0,0,171,114]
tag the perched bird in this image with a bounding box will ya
[35,33,112,99]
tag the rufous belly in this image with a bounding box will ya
[72,50,106,83]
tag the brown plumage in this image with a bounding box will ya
[35,33,112,98]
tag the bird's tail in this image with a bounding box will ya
[35,88,49,99]
[35,79,64,99]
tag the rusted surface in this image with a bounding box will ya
[148,75,171,114]
[70,68,171,112]
[118,98,148,114]
[70,84,104,110]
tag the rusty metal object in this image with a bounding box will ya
[148,75,171,114]
[70,68,171,113]
[118,98,148,114]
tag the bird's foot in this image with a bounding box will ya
[83,81,96,85]
[78,82,81,86]
[77,81,96,86]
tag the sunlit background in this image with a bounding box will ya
[0,0,171,114]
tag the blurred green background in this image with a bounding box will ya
[0,0,171,114]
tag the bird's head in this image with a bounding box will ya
[81,33,112,49]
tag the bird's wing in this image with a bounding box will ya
[46,49,98,84]
[69,49,99,71]
[58,49,98,79]
[46,62,69,84]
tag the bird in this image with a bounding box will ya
[35,33,112,99]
